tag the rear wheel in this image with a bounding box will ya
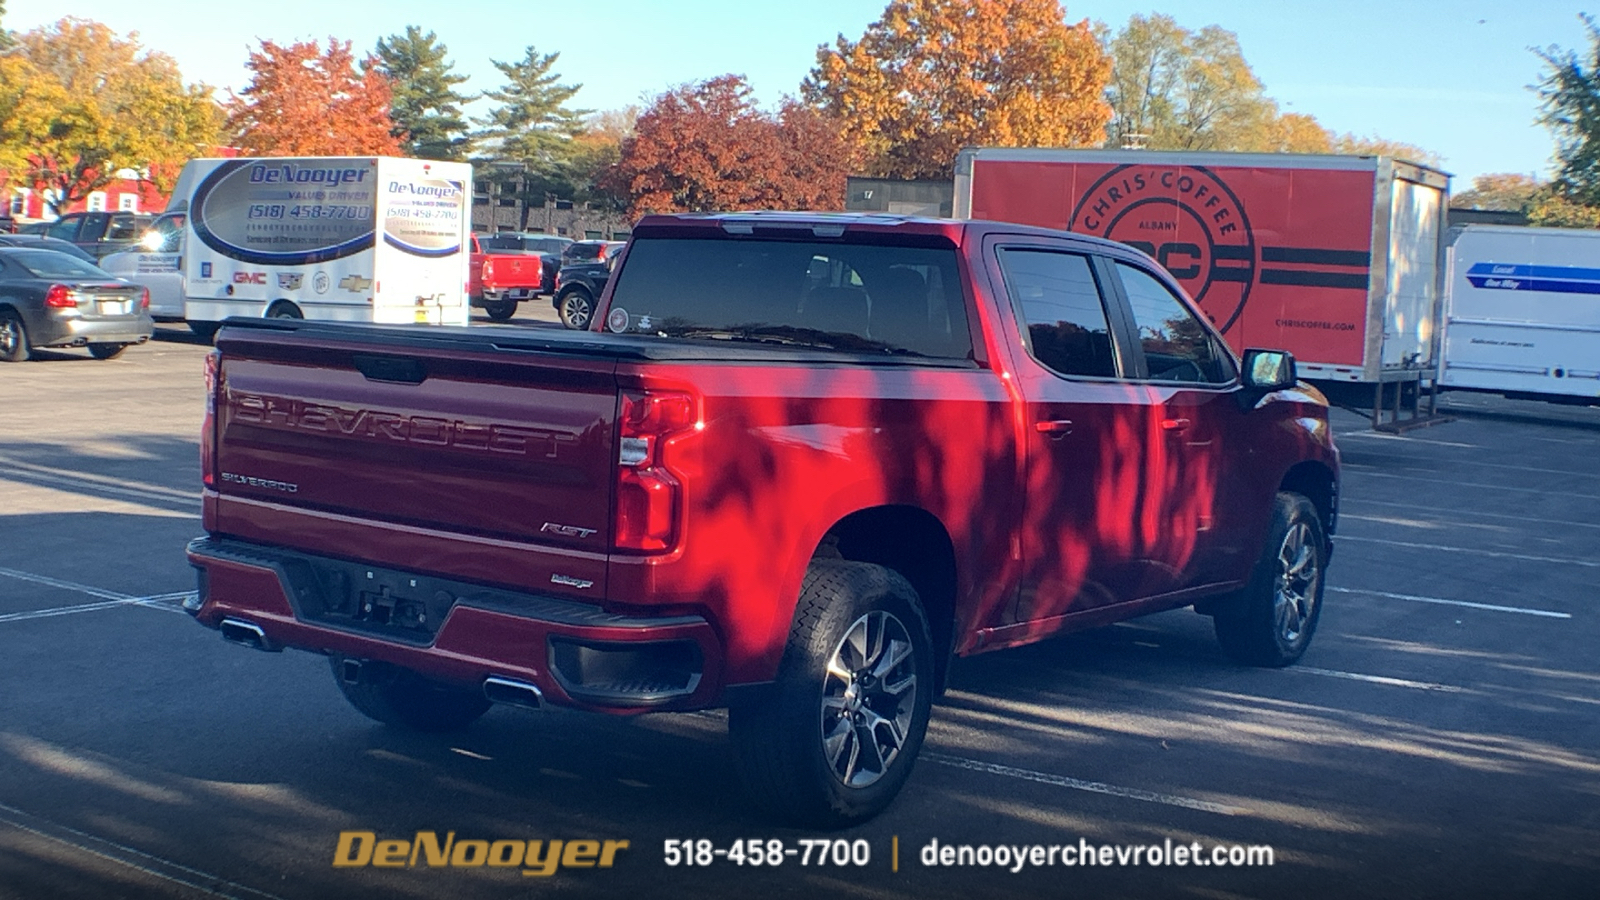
[483,296,518,321]
[729,560,933,828]
[557,288,594,330]
[88,343,127,360]
[0,310,28,362]
[1212,492,1327,667]
[329,656,491,732]
[267,302,303,320]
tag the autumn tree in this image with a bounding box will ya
[607,75,851,217]
[227,37,401,156]
[570,106,639,209]
[11,18,220,212]
[804,0,1111,180]
[1330,133,1442,167]
[1103,14,1280,151]
[0,0,12,50]
[371,27,472,160]
[475,46,589,202]
[1450,173,1542,211]
[0,57,68,188]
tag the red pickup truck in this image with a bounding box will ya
[467,233,545,321]
[186,212,1339,826]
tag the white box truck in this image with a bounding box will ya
[1440,225,1600,404]
[101,156,471,334]
[953,149,1450,385]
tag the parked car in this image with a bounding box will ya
[0,247,153,361]
[551,248,623,329]
[187,211,1338,826]
[477,232,573,294]
[560,239,624,266]
[32,211,157,261]
[0,214,17,234]
[0,234,98,264]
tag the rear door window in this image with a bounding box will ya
[607,237,973,359]
[45,217,80,241]
[997,249,1120,378]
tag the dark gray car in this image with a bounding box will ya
[0,234,98,264]
[0,248,154,361]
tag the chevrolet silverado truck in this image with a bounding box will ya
[468,234,545,321]
[186,212,1339,826]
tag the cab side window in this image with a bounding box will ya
[998,248,1118,378]
[1115,262,1235,384]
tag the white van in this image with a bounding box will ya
[100,156,472,334]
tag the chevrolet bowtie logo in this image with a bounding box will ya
[339,275,373,292]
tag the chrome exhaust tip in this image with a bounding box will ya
[483,676,543,710]
[218,617,281,652]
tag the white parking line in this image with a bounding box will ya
[923,752,1244,815]
[0,566,191,622]
[1336,535,1600,568]
[1291,667,1464,693]
[1328,586,1572,619]
[1341,498,1600,531]
[0,801,284,900]
[1341,468,1600,500]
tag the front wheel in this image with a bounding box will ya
[88,343,127,360]
[556,288,594,330]
[729,560,933,828]
[329,656,491,732]
[1212,492,1328,667]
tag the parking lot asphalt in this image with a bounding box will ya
[1,324,1597,900]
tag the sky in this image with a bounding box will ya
[5,0,1593,188]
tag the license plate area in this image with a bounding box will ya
[98,300,130,316]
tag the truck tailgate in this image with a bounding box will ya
[212,326,618,560]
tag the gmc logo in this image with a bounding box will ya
[233,272,267,285]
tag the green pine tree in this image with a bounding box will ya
[371,26,472,160]
[1537,15,1600,208]
[475,46,590,201]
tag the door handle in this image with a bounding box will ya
[1160,417,1192,432]
[1035,419,1074,435]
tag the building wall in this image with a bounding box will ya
[6,170,167,223]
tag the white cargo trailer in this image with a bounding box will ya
[1440,225,1600,404]
[101,156,471,332]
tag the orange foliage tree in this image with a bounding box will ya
[606,75,852,217]
[804,0,1111,180]
[226,38,402,156]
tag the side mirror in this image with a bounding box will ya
[1242,349,1297,390]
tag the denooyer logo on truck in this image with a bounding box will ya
[1070,165,1256,334]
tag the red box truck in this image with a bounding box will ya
[954,149,1449,384]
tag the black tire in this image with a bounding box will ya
[0,310,28,362]
[188,321,220,340]
[483,296,518,321]
[1212,492,1327,667]
[88,343,127,360]
[329,656,491,733]
[267,302,303,320]
[556,288,594,330]
[729,560,934,828]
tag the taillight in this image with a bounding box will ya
[44,285,75,308]
[201,349,219,489]
[139,287,150,310]
[482,259,494,280]
[614,390,698,552]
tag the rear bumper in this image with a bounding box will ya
[186,537,723,713]
[37,313,155,347]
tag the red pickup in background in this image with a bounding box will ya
[467,233,545,321]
